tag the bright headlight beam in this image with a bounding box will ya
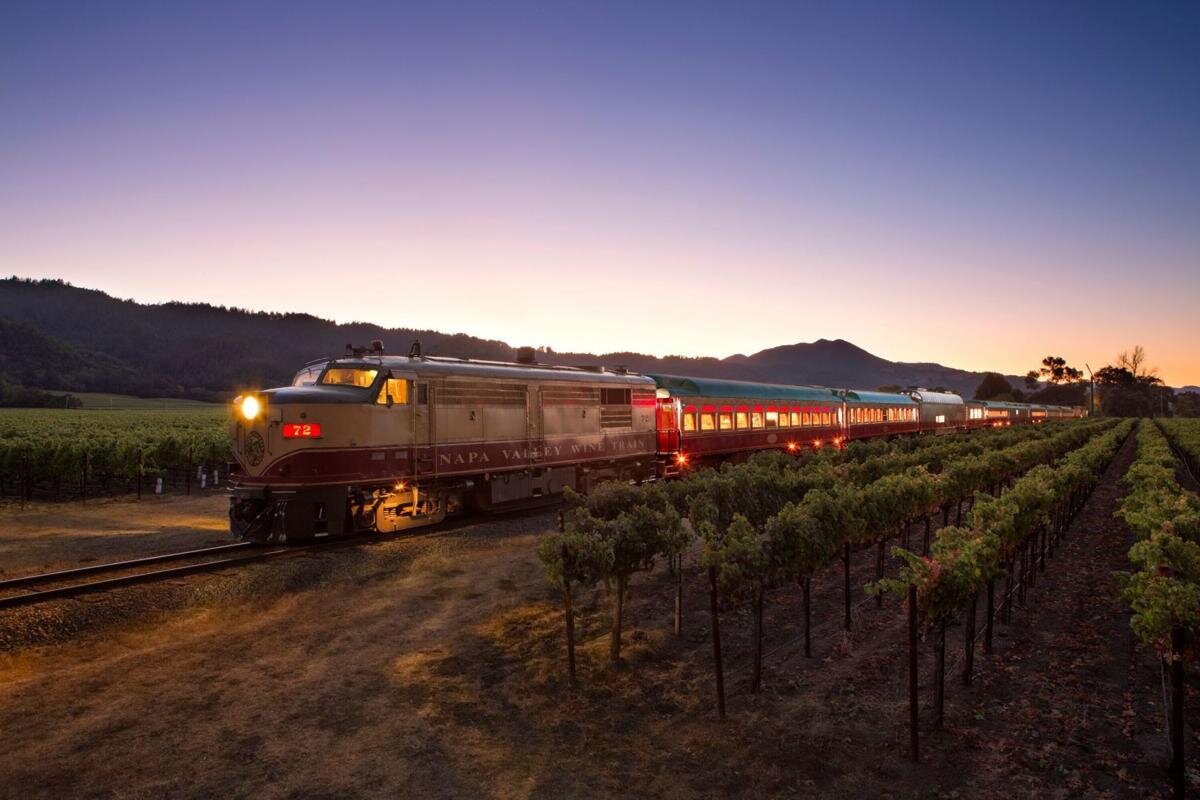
[240,395,261,420]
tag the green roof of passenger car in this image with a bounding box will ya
[838,389,918,405]
[648,374,838,402]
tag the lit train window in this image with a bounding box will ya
[376,378,409,405]
[735,409,749,429]
[719,412,733,430]
[822,411,831,426]
[750,411,763,428]
[700,412,716,431]
[802,411,811,426]
[321,367,379,388]
[935,414,946,424]
[765,411,778,428]
[682,412,696,432]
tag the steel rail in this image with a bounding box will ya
[0,506,522,611]
[0,547,295,611]
[0,542,257,591]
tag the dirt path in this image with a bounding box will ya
[0,426,1188,799]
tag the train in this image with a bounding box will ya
[227,343,1083,542]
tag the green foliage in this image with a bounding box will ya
[1117,421,1200,655]
[702,514,769,599]
[0,407,229,494]
[877,419,1131,625]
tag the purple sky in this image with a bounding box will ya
[2,1,1198,383]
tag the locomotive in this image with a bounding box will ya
[228,343,1082,542]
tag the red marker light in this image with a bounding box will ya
[282,423,322,439]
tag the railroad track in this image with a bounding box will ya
[0,502,557,612]
[0,542,296,611]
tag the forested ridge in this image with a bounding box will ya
[0,277,1037,402]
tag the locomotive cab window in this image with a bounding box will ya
[376,378,409,406]
[292,365,324,386]
[321,367,379,388]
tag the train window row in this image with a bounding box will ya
[847,406,916,424]
[681,406,834,433]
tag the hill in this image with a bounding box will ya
[1,277,1026,400]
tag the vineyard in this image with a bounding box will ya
[1118,419,1200,797]
[539,418,1136,753]
[0,408,230,500]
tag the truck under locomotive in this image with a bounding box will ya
[228,346,1082,542]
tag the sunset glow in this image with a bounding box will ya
[2,2,1197,384]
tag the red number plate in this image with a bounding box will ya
[282,423,322,439]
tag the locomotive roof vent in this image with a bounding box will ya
[516,346,537,364]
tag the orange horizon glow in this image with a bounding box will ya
[2,5,1197,386]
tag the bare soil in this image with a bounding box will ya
[0,433,1193,799]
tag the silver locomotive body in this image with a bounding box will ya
[229,353,656,542]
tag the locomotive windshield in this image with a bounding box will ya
[320,367,380,388]
[291,364,324,386]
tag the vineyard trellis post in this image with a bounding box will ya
[560,543,577,686]
[708,565,726,720]
[137,450,144,500]
[908,583,919,762]
[1039,524,1047,573]
[751,583,764,693]
[984,579,995,654]
[875,537,885,609]
[962,593,977,686]
[843,542,852,630]
[81,449,89,503]
[1170,624,1185,800]
[933,618,946,728]
[673,555,683,636]
[186,446,192,495]
[801,577,812,658]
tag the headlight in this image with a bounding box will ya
[239,395,261,421]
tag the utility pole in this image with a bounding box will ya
[1085,363,1095,417]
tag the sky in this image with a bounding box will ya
[2,1,1198,384]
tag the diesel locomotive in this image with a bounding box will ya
[228,344,1082,542]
